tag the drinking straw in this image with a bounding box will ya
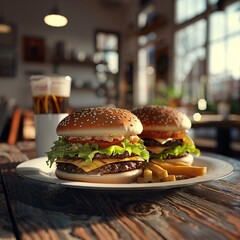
[51,95,60,113]
[36,98,41,114]
[44,95,49,113]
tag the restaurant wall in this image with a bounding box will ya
[0,0,130,109]
[0,0,173,110]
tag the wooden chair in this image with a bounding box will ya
[0,101,8,138]
[7,108,22,145]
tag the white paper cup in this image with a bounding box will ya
[30,75,72,157]
[34,113,68,157]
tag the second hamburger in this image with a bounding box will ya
[132,105,200,165]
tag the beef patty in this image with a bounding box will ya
[57,151,143,175]
[143,138,183,147]
[57,161,143,175]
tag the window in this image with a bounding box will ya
[174,0,240,108]
[95,31,119,75]
[95,31,120,103]
[174,19,207,103]
[175,0,206,24]
[208,2,240,102]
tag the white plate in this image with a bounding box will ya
[16,155,234,191]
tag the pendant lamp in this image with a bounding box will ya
[0,0,12,33]
[44,2,68,27]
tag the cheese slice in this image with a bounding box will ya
[147,136,193,154]
[146,146,170,154]
[144,138,173,154]
[56,156,144,173]
[183,135,194,144]
[153,136,193,145]
[152,138,173,145]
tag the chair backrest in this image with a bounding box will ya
[7,108,22,145]
[0,101,8,137]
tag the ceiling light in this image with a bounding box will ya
[44,6,68,27]
[0,0,12,33]
[0,19,12,33]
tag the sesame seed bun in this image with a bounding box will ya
[132,105,191,132]
[55,168,143,184]
[57,107,143,137]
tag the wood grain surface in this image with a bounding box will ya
[0,192,16,240]
[0,143,240,240]
[0,144,24,239]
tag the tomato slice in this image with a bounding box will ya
[140,130,186,139]
[67,138,123,148]
[130,137,139,144]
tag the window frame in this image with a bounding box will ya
[173,0,240,105]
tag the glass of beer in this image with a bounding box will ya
[30,75,72,157]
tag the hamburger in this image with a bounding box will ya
[47,107,149,183]
[132,105,200,165]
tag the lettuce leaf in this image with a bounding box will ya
[150,143,200,161]
[46,137,149,167]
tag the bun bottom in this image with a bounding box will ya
[152,154,194,165]
[55,168,143,184]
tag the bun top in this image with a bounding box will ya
[57,107,143,137]
[132,105,191,132]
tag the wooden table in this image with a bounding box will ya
[0,142,240,240]
[191,114,240,157]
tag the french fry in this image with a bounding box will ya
[151,160,207,177]
[144,162,168,179]
[137,159,207,184]
[143,168,153,183]
[161,175,176,182]
[172,161,190,166]
[137,169,153,183]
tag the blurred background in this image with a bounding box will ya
[0,0,239,157]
